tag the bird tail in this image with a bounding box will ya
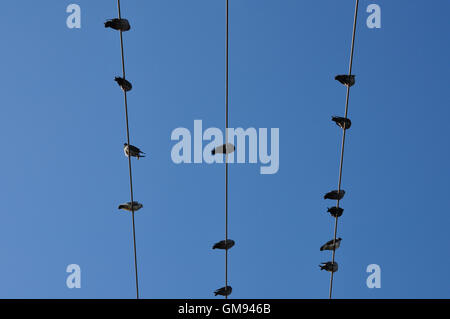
[118,205,126,210]
[320,247,324,251]
[105,21,112,28]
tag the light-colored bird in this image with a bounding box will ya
[332,116,352,130]
[327,207,344,218]
[319,262,338,273]
[212,143,235,155]
[114,77,132,92]
[213,239,235,250]
[118,201,143,212]
[324,190,345,200]
[214,286,232,297]
[335,74,355,87]
[320,238,342,251]
[104,18,131,31]
[124,143,145,159]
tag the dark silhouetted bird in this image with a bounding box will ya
[327,207,344,218]
[214,286,232,297]
[319,262,338,272]
[332,116,352,130]
[118,201,143,212]
[114,77,132,92]
[320,238,342,251]
[335,74,355,87]
[212,143,235,155]
[104,18,131,31]
[213,239,235,250]
[124,143,145,159]
[324,190,345,200]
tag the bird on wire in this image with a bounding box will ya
[332,116,352,130]
[212,239,235,250]
[214,286,232,297]
[118,201,143,212]
[104,18,131,32]
[212,143,235,155]
[324,190,346,200]
[327,207,344,218]
[319,262,338,273]
[124,143,145,159]
[320,238,342,251]
[114,77,132,92]
[335,74,355,87]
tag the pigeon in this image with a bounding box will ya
[327,207,344,218]
[115,77,132,92]
[335,74,355,87]
[319,262,338,273]
[320,238,342,251]
[213,239,235,250]
[214,286,232,297]
[104,18,131,31]
[332,116,352,130]
[124,143,145,159]
[212,143,235,155]
[324,190,345,200]
[118,201,143,212]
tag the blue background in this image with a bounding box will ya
[0,0,449,298]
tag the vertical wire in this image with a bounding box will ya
[225,0,229,300]
[117,0,140,299]
[328,0,359,300]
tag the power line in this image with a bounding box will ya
[327,0,360,299]
[225,0,229,300]
[115,0,140,299]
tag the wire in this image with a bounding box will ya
[117,0,140,299]
[225,0,229,300]
[328,0,360,299]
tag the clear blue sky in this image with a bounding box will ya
[0,0,449,299]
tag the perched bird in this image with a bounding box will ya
[114,77,132,92]
[320,238,342,251]
[118,201,143,212]
[214,286,232,297]
[319,262,338,273]
[327,207,344,218]
[335,74,355,87]
[332,116,352,130]
[212,143,235,155]
[124,143,145,159]
[104,18,131,31]
[213,239,235,250]
[324,190,345,200]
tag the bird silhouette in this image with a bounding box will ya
[332,116,352,130]
[214,286,232,297]
[319,262,338,272]
[327,207,344,218]
[212,143,235,155]
[124,143,145,159]
[335,74,355,87]
[324,190,345,200]
[104,18,131,31]
[320,238,342,251]
[118,201,143,212]
[114,77,132,92]
[212,239,235,250]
